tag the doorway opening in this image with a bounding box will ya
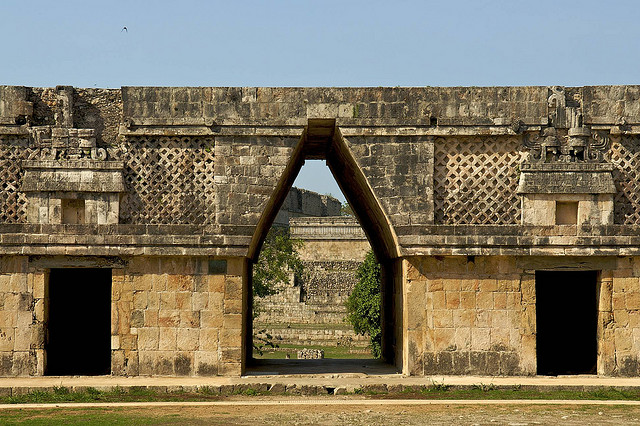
[535,270,598,375]
[252,164,374,362]
[246,120,401,375]
[46,268,112,376]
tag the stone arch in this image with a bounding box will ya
[246,119,403,370]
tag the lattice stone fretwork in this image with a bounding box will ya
[611,136,640,224]
[434,137,522,225]
[119,136,216,224]
[0,137,35,223]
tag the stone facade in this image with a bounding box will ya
[111,256,245,377]
[2,85,640,377]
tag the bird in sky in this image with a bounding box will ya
[121,27,128,32]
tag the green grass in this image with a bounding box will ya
[1,386,220,405]
[2,385,640,407]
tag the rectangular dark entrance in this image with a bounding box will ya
[46,268,112,376]
[536,270,597,375]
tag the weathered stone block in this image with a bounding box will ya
[167,275,193,292]
[432,310,454,329]
[615,328,634,352]
[626,292,640,310]
[220,328,242,348]
[174,353,193,375]
[445,291,460,309]
[159,292,177,310]
[195,351,218,376]
[471,328,490,351]
[476,292,494,309]
[223,298,242,315]
[207,275,225,293]
[177,328,199,351]
[137,328,159,350]
[175,292,192,310]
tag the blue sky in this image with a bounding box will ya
[3,0,640,202]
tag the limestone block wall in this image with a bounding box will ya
[601,258,640,376]
[404,255,640,376]
[0,255,246,377]
[112,256,245,376]
[405,256,537,376]
[344,135,435,227]
[262,326,369,347]
[213,135,298,229]
[0,256,45,376]
[255,280,351,325]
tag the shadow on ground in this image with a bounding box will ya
[245,358,399,376]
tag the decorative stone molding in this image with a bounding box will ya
[21,160,124,224]
[522,127,611,163]
[517,162,616,226]
[29,127,107,161]
[517,163,616,195]
[518,87,616,226]
[289,216,366,240]
[21,160,124,193]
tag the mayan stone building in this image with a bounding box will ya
[2,85,640,377]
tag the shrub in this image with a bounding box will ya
[345,250,381,358]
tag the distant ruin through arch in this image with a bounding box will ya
[247,119,403,370]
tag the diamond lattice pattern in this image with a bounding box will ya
[434,136,522,224]
[0,138,34,223]
[611,136,640,224]
[119,137,216,224]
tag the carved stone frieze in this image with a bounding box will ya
[28,126,108,161]
[522,86,612,164]
[522,127,611,163]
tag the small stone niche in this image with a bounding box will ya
[555,201,578,225]
[518,163,616,226]
[61,198,86,224]
[21,160,125,225]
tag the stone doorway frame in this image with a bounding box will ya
[244,119,404,372]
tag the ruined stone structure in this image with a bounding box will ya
[255,216,370,348]
[273,187,341,227]
[2,85,640,377]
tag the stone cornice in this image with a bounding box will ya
[1,224,640,258]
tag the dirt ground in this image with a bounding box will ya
[4,402,640,425]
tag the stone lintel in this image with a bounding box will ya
[21,160,125,193]
[517,168,616,194]
[3,224,640,258]
[22,160,125,170]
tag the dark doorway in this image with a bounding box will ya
[46,268,112,375]
[536,270,598,375]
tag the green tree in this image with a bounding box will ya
[340,202,354,216]
[252,227,304,355]
[345,250,382,358]
[252,227,304,318]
